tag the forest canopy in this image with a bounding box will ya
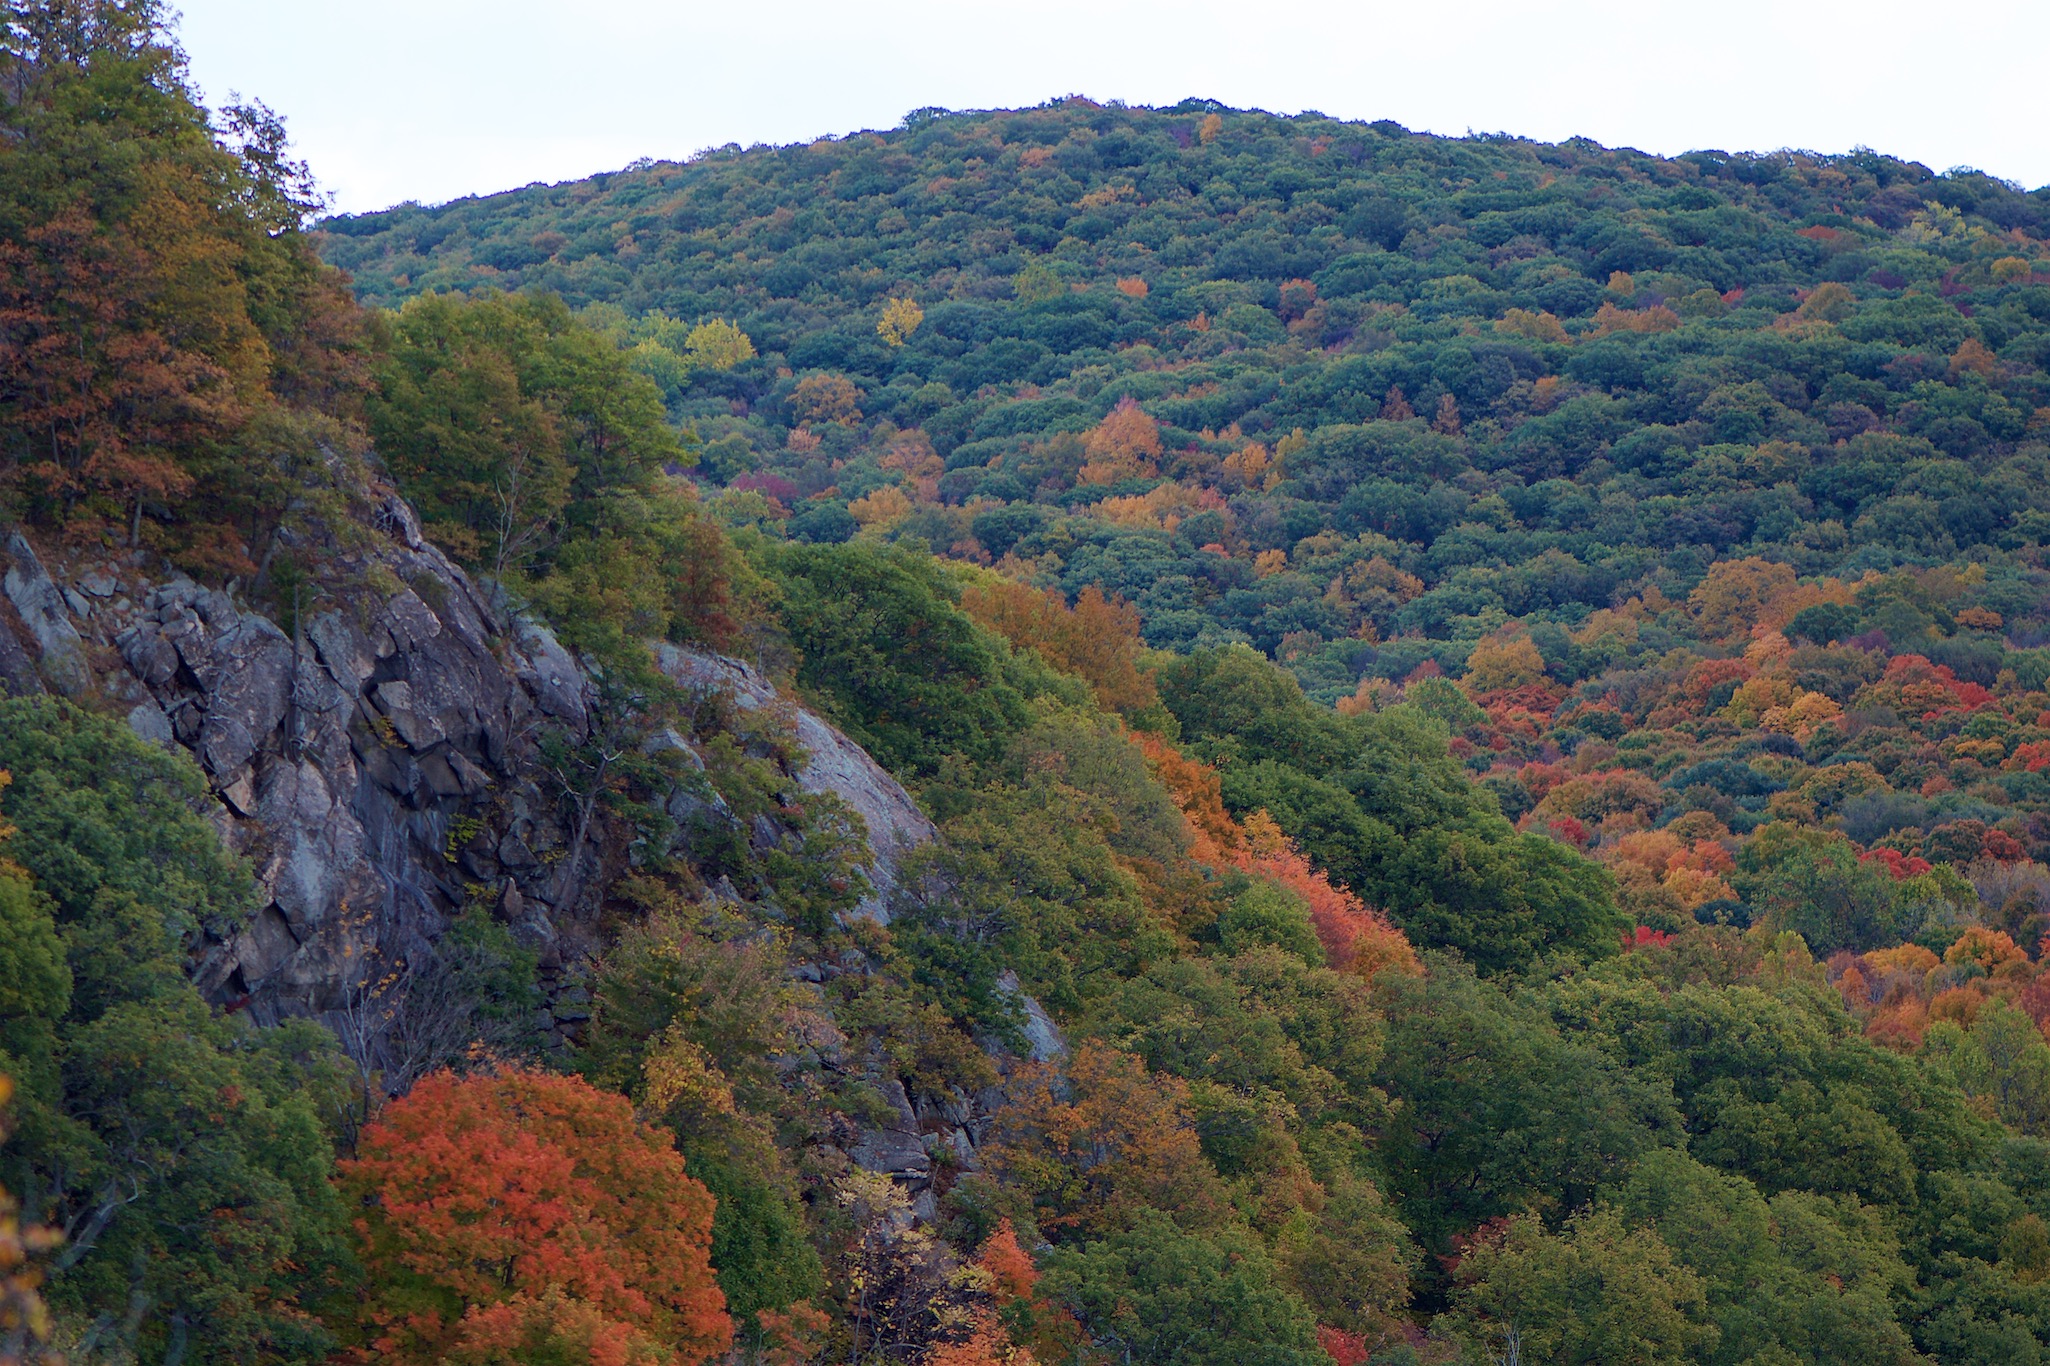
[12,3,2050,1364]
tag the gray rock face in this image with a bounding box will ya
[655,645,936,921]
[848,1079,934,1178]
[2,529,90,696]
[0,522,588,1028]
[0,522,940,1017]
[998,970,1069,1063]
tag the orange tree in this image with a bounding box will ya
[336,1068,731,1366]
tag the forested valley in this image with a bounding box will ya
[8,2,2050,1364]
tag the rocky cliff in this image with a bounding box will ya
[0,506,937,1041]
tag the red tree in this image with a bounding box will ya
[338,1067,731,1366]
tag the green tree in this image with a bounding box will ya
[1043,1210,1324,1366]
[368,290,686,577]
[1610,1148,1922,1365]
[1371,961,1680,1255]
[1439,1208,1712,1366]
[763,541,1066,780]
[1159,647,1621,971]
[0,697,353,1364]
[1735,823,1906,955]
[580,903,826,1330]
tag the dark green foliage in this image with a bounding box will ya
[1370,960,1681,1256]
[0,697,352,1364]
[762,540,1072,780]
[1159,646,1623,970]
[1216,882,1324,963]
[29,16,2050,1359]
[320,103,2050,709]
[368,290,686,576]
[0,696,256,957]
[1611,1149,1922,1364]
[893,764,1172,1016]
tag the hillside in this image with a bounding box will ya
[320,105,2050,937]
[11,6,2050,1365]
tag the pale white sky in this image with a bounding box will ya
[175,0,2050,217]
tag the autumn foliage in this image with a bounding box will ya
[338,1068,731,1366]
[1077,397,1162,485]
[959,578,1161,718]
[1135,733,1419,981]
[985,1043,1226,1237]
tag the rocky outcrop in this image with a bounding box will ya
[3,516,587,1027]
[1,509,1048,1236]
[656,645,936,921]
[0,513,935,1034]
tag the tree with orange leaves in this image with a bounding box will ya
[983,1043,1227,1239]
[922,1220,1089,1366]
[336,1068,731,1366]
[1,0,356,559]
[1077,398,1162,485]
[959,576,1163,721]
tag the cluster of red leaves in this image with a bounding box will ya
[1864,654,1997,719]
[1520,761,1570,800]
[1623,925,1675,951]
[1861,847,1935,880]
[1547,816,1591,848]
[338,1068,731,1366]
[922,1221,1088,1366]
[2008,741,2050,774]
[1317,1325,1371,1366]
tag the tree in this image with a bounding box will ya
[983,1044,1228,1239]
[1687,558,1799,643]
[1371,962,1679,1254]
[1078,399,1162,485]
[368,290,687,579]
[763,540,1046,779]
[337,1067,730,1366]
[789,373,862,426]
[1463,633,1547,694]
[1041,1210,1323,1366]
[1609,1149,1921,1365]
[1439,1209,1711,1366]
[0,0,258,533]
[683,318,755,372]
[1734,823,1905,955]
[877,296,924,348]
[581,903,826,1331]
[0,0,364,564]
[1274,1172,1416,1346]
[0,698,352,1365]
[366,293,573,574]
[958,577,1165,723]
[0,1072,61,1366]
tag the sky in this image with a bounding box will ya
[175,0,2050,218]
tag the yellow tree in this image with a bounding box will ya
[1464,633,1546,694]
[877,296,924,347]
[1687,557,1798,642]
[685,319,756,371]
